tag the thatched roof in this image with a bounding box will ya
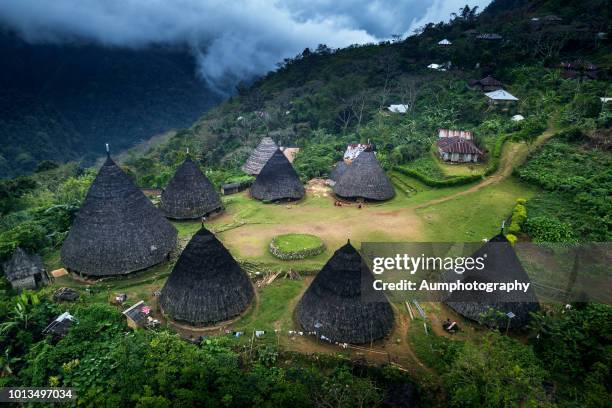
[329,161,348,182]
[250,148,305,202]
[444,234,539,329]
[241,137,278,175]
[160,227,254,325]
[160,157,222,219]
[297,241,394,344]
[3,247,45,281]
[61,156,177,277]
[333,150,395,201]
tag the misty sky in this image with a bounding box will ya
[0,0,491,93]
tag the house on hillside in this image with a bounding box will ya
[387,104,409,114]
[560,60,598,81]
[437,129,482,163]
[123,300,158,329]
[485,89,519,106]
[43,312,75,338]
[468,75,503,92]
[3,248,49,290]
[476,33,503,40]
[438,39,452,46]
[427,62,450,71]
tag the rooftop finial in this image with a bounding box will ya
[501,220,506,233]
[347,238,351,245]
[105,143,110,158]
[186,147,189,155]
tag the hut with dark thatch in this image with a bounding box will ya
[444,233,539,329]
[333,149,395,201]
[160,156,222,219]
[297,241,394,344]
[160,226,254,325]
[3,247,48,290]
[61,154,177,277]
[241,137,278,175]
[250,148,305,202]
[329,161,348,183]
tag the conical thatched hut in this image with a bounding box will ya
[297,241,394,344]
[444,234,539,329]
[329,161,347,183]
[160,157,222,220]
[333,149,395,201]
[159,227,254,325]
[241,137,278,175]
[250,148,305,202]
[61,155,177,277]
[3,247,48,290]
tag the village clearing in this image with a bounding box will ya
[46,136,547,372]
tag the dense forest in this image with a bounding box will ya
[0,29,222,178]
[0,0,611,406]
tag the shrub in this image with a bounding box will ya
[524,216,576,243]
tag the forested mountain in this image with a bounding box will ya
[0,29,222,178]
[0,0,611,406]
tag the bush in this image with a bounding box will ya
[507,199,527,234]
[524,215,575,243]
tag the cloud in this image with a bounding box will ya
[0,0,490,93]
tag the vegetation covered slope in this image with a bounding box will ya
[0,0,611,406]
[0,29,222,178]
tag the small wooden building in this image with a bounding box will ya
[123,300,151,329]
[437,130,482,163]
[560,60,598,81]
[485,89,519,106]
[3,247,49,290]
[43,311,75,338]
[468,75,503,92]
[221,182,247,195]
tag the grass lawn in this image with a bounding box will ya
[416,177,538,241]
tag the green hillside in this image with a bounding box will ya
[0,0,610,407]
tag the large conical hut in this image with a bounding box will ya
[61,153,177,277]
[160,157,222,220]
[333,149,395,201]
[159,226,254,325]
[241,137,278,175]
[444,234,539,329]
[297,241,394,344]
[250,148,305,202]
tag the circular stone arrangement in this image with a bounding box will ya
[269,234,326,260]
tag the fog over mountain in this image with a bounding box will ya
[0,0,491,93]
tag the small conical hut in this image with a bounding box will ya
[297,241,394,344]
[444,234,539,329]
[241,137,278,175]
[61,155,177,277]
[333,149,395,201]
[3,247,48,290]
[329,161,347,183]
[159,227,254,325]
[160,157,222,220]
[250,148,305,202]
